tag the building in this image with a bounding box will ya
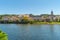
[29,10,60,22]
[17,11,60,22]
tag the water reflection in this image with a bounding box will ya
[0,24,60,40]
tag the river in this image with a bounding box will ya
[0,24,60,40]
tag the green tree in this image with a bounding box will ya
[0,30,8,40]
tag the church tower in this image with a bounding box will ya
[51,10,53,16]
[51,10,54,21]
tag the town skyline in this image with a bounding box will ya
[0,10,60,15]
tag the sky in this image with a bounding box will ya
[0,0,60,15]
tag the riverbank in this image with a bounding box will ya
[32,22,60,24]
[0,21,60,24]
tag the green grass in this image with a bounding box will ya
[30,22,60,24]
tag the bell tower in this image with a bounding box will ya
[51,10,54,21]
[51,10,53,16]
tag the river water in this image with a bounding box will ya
[0,24,60,40]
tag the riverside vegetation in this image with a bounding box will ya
[0,14,60,24]
[0,30,8,40]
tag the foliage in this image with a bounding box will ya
[0,30,8,40]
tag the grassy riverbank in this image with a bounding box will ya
[0,20,60,24]
[32,22,60,24]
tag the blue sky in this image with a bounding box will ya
[0,0,60,15]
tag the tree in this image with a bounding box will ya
[0,30,8,40]
[20,15,34,24]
